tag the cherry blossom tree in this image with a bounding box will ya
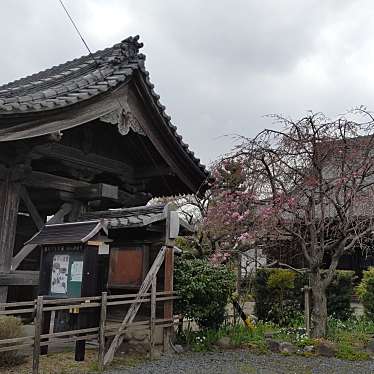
[230,109,374,336]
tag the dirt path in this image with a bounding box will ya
[107,350,374,374]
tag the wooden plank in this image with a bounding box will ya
[150,276,156,359]
[0,271,39,286]
[0,173,21,302]
[0,343,34,353]
[0,308,35,315]
[0,335,34,345]
[20,186,44,230]
[40,334,99,346]
[48,310,56,335]
[41,327,99,339]
[32,296,43,374]
[103,246,166,366]
[11,203,72,270]
[98,292,108,372]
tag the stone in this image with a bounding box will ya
[279,342,297,354]
[303,345,315,353]
[264,332,274,339]
[316,339,337,357]
[131,330,148,342]
[216,336,232,349]
[173,344,184,354]
[366,339,374,353]
[266,339,281,353]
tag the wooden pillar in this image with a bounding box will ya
[0,173,21,303]
[163,246,174,352]
[75,244,99,361]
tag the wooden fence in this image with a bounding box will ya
[0,291,178,373]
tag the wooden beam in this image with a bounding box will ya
[74,183,119,201]
[32,143,133,179]
[20,186,44,230]
[11,203,72,271]
[25,171,89,193]
[0,173,21,302]
[134,166,174,180]
[0,271,39,286]
[25,171,151,206]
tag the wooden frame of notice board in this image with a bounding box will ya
[39,244,86,299]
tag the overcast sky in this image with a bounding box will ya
[1,0,373,166]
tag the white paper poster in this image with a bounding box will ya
[50,255,69,294]
[70,261,83,282]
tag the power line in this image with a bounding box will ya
[57,0,175,195]
[58,0,94,57]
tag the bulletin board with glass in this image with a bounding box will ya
[48,251,84,298]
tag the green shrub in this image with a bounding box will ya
[174,257,236,329]
[254,269,306,326]
[357,267,374,319]
[254,269,354,325]
[0,316,25,366]
[327,270,354,320]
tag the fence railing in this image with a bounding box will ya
[0,291,178,373]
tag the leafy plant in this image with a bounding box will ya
[327,270,354,320]
[174,257,236,329]
[254,269,354,326]
[356,267,374,319]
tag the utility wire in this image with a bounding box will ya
[58,0,94,56]
[57,0,175,195]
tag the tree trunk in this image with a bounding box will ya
[310,270,328,337]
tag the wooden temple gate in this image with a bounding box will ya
[0,34,208,370]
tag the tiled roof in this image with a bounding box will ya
[26,220,107,245]
[0,35,208,176]
[80,204,194,233]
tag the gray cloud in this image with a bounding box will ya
[0,0,372,166]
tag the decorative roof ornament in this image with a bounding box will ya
[120,35,144,60]
[100,98,146,137]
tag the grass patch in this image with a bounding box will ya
[0,349,148,374]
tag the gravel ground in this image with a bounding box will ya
[107,350,374,374]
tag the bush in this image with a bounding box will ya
[254,269,354,325]
[174,257,236,329]
[357,267,374,319]
[254,268,306,326]
[0,316,25,366]
[327,270,354,320]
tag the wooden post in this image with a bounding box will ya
[163,204,176,352]
[0,173,21,303]
[304,286,311,337]
[163,246,174,352]
[32,296,43,374]
[98,292,108,372]
[75,244,99,362]
[150,276,156,358]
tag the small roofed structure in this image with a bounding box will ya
[27,220,108,245]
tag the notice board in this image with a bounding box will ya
[49,251,84,298]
